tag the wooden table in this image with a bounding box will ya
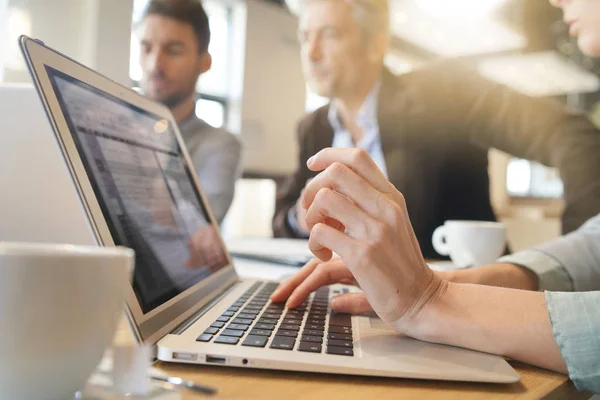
[155,360,591,399]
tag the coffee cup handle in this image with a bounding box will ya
[432,225,450,256]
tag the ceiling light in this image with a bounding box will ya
[416,0,507,20]
[478,51,600,97]
[390,0,526,57]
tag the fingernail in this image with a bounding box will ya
[307,156,315,167]
[330,297,339,309]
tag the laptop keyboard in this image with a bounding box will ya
[196,281,354,356]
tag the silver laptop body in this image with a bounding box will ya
[19,35,519,384]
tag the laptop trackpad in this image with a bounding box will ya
[368,316,394,331]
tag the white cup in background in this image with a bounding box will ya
[432,221,506,268]
[0,242,134,400]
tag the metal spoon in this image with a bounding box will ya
[150,374,217,395]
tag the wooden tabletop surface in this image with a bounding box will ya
[155,359,591,400]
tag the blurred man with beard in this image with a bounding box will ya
[138,0,241,224]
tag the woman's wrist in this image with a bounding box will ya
[402,280,458,341]
[390,273,451,337]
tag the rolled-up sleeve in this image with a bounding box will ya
[498,215,600,292]
[545,291,600,393]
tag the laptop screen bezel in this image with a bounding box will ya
[19,36,240,345]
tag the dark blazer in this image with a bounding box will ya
[273,62,600,259]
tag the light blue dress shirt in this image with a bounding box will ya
[287,81,386,236]
[328,80,388,179]
[500,215,600,393]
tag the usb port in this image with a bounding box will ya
[205,355,226,364]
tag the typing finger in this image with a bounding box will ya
[286,259,355,308]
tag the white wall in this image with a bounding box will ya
[3,0,132,85]
[0,0,7,82]
[239,0,306,175]
[81,0,134,86]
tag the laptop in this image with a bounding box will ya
[19,36,519,384]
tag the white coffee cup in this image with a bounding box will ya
[0,242,134,400]
[432,221,506,268]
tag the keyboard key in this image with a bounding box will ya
[203,327,219,335]
[215,335,239,345]
[262,313,282,319]
[286,310,305,316]
[221,329,245,338]
[329,326,352,334]
[303,329,323,336]
[227,323,249,331]
[309,309,327,315]
[237,313,257,320]
[255,323,275,330]
[282,318,303,325]
[232,318,252,325]
[329,314,352,327]
[243,306,263,311]
[216,316,230,323]
[227,307,240,312]
[328,339,353,348]
[221,311,235,317]
[196,334,213,342]
[305,324,324,331]
[280,324,300,331]
[258,318,278,325]
[210,321,225,329]
[270,335,296,350]
[328,333,353,341]
[298,341,322,353]
[326,346,354,356]
[242,335,269,348]
[301,335,323,343]
[276,330,298,338]
[249,329,272,337]
[307,318,326,325]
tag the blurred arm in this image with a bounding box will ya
[443,214,600,291]
[273,118,318,238]
[443,61,600,233]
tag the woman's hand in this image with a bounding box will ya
[271,257,375,314]
[273,148,447,333]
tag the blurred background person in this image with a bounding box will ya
[272,0,600,259]
[137,0,242,224]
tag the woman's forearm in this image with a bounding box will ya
[439,263,539,290]
[410,282,567,373]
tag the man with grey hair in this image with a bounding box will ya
[272,0,600,259]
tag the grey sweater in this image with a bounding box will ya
[179,115,242,224]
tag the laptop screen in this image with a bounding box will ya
[46,66,229,314]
